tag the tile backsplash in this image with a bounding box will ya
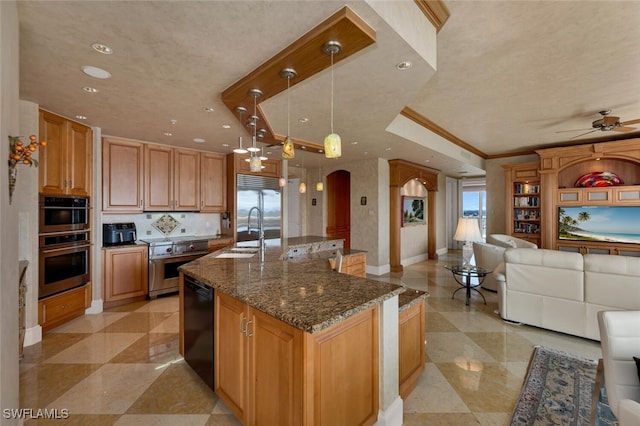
[101,212,222,241]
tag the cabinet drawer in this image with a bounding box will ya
[39,284,89,332]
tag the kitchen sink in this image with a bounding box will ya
[215,252,256,259]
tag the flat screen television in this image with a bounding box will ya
[558,206,640,244]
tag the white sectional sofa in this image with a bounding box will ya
[494,248,640,341]
[472,235,537,291]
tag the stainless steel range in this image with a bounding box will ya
[141,236,210,298]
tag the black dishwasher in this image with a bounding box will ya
[183,275,215,391]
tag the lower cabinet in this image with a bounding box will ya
[341,252,366,277]
[399,299,426,399]
[102,245,148,308]
[213,291,379,426]
[38,283,91,332]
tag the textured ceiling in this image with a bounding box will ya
[17,1,640,178]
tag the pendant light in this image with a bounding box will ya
[316,158,324,192]
[280,68,297,159]
[233,106,248,154]
[299,182,307,194]
[323,41,342,159]
[278,176,287,188]
[248,89,263,172]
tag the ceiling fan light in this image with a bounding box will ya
[324,133,341,159]
[282,136,295,159]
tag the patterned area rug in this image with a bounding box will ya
[510,346,617,426]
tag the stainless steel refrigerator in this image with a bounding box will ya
[236,174,281,245]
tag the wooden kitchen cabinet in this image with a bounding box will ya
[102,137,144,212]
[39,110,92,196]
[144,145,200,211]
[399,298,426,399]
[211,290,378,426]
[102,245,148,308]
[201,152,227,212]
[340,252,366,277]
[38,283,91,333]
[215,292,303,425]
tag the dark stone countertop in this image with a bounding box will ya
[179,247,403,334]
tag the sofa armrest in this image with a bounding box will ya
[619,399,640,426]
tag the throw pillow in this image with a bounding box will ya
[634,356,640,383]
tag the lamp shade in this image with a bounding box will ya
[453,217,481,243]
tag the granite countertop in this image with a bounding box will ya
[286,236,344,247]
[398,288,428,313]
[179,247,403,334]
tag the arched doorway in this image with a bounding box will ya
[326,170,351,249]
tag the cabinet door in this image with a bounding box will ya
[201,152,227,212]
[102,138,144,211]
[66,121,92,196]
[103,246,148,304]
[174,149,200,211]
[144,144,173,210]
[39,110,67,195]
[399,300,425,399]
[247,309,303,426]
[215,292,248,422]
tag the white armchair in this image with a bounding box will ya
[472,242,505,291]
[486,234,538,249]
[597,310,640,425]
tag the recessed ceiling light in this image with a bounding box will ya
[203,107,215,112]
[424,159,430,163]
[222,143,229,147]
[170,119,177,125]
[91,43,113,55]
[81,65,111,79]
[351,141,358,145]
[385,147,391,151]
[193,138,205,143]
[298,117,309,124]
[222,124,231,129]
[164,132,172,136]
[396,61,412,70]
[75,115,87,120]
[82,86,98,93]
[266,151,272,155]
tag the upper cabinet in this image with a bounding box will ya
[201,152,227,212]
[39,110,92,196]
[102,136,226,213]
[102,137,144,212]
[144,145,200,211]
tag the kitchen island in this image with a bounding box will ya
[179,241,407,426]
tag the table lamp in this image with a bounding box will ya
[453,217,481,269]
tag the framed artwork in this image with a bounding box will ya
[402,196,425,226]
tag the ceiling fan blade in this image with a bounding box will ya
[555,128,591,133]
[621,118,640,126]
[570,129,597,139]
[603,116,620,126]
[613,126,636,132]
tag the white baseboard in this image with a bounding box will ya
[401,253,429,266]
[375,396,403,426]
[85,298,103,315]
[24,325,42,347]
[366,264,390,276]
[436,247,448,256]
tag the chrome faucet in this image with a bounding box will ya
[247,206,265,255]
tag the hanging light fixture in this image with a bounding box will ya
[299,182,307,194]
[278,176,287,188]
[280,68,297,159]
[323,40,342,159]
[248,89,263,172]
[316,158,324,192]
[233,106,248,154]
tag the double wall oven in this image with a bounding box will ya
[38,194,91,299]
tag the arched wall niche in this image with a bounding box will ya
[389,159,439,272]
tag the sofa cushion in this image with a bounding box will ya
[504,248,584,301]
[487,234,538,249]
[584,254,640,310]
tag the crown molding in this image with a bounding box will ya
[413,0,450,33]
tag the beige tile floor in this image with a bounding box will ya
[20,252,602,425]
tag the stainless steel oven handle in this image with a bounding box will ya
[41,244,91,253]
[41,206,88,210]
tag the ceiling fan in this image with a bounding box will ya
[557,110,640,139]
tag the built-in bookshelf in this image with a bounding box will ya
[503,162,542,246]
